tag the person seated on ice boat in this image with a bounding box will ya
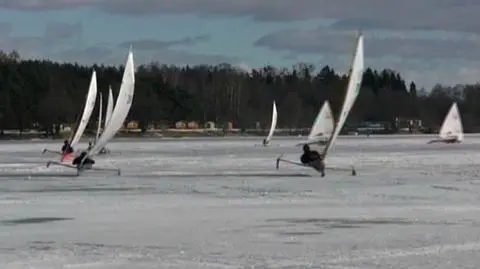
[262,138,268,146]
[72,152,95,167]
[87,140,93,151]
[61,140,73,154]
[300,144,325,177]
[300,144,321,163]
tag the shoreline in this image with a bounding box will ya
[0,128,301,140]
[0,130,462,142]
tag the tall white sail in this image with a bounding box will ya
[105,86,114,128]
[264,101,277,144]
[438,102,463,141]
[86,49,135,157]
[306,100,334,143]
[70,70,98,148]
[322,33,364,159]
[95,93,103,142]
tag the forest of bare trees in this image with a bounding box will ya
[0,50,478,137]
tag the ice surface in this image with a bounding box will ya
[1,136,480,268]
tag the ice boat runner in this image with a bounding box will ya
[47,49,135,175]
[428,102,463,144]
[296,100,334,147]
[276,33,364,177]
[262,101,277,146]
[42,70,98,162]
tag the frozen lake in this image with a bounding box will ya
[1,135,480,268]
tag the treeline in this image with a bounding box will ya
[0,50,478,135]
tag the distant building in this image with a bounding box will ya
[175,121,186,129]
[355,121,391,134]
[205,121,215,130]
[126,121,139,129]
[395,117,422,133]
[187,121,199,129]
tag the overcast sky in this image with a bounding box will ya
[1,0,480,89]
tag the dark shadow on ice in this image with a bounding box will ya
[19,187,153,193]
[266,217,459,228]
[0,172,312,179]
[31,240,55,244]
[431,185,462,191]
[327,224,365,229]
[0,172,78,178]
[28,240,175,253]
[30,241,55,251]
[222,185,294,194]
[370,193,431,201]
[259,217,464,238]
[71,242,169,251]
[136,173,312,178]
[2,217,73,225]
[278,231,323,236]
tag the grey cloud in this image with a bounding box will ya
[50,47,239,67]
[51,46,114,64]
[12,42,237,67]
[119,35,209,50]
[1,0,480,33]
[381,59,480,88]
[254,28,480,61]
[0,22,12,35]
[136,48,239,66]
[174,35,210,45]
[329,19,390,31]
[45,21,83,41]
[0,21,84,57]
[0,0,88,10]
[0,37,52,58]
[0,19,229,67]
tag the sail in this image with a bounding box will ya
[438,102,463,141]
[86,50,135,157]
[105,86,114,128]
[322,33,364,159]
[70,70,98,148]
[95,93,103,142]
[306,101,334,143]
[264,101,277,143]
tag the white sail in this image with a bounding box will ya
[264,101,277,144]
[438,102,463,141]
[105,86,114,128]
[70,70,98,148]
[86,49,135,157]
[95,93,103,142]
[322,33,364,159]
[306,100,334,143]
